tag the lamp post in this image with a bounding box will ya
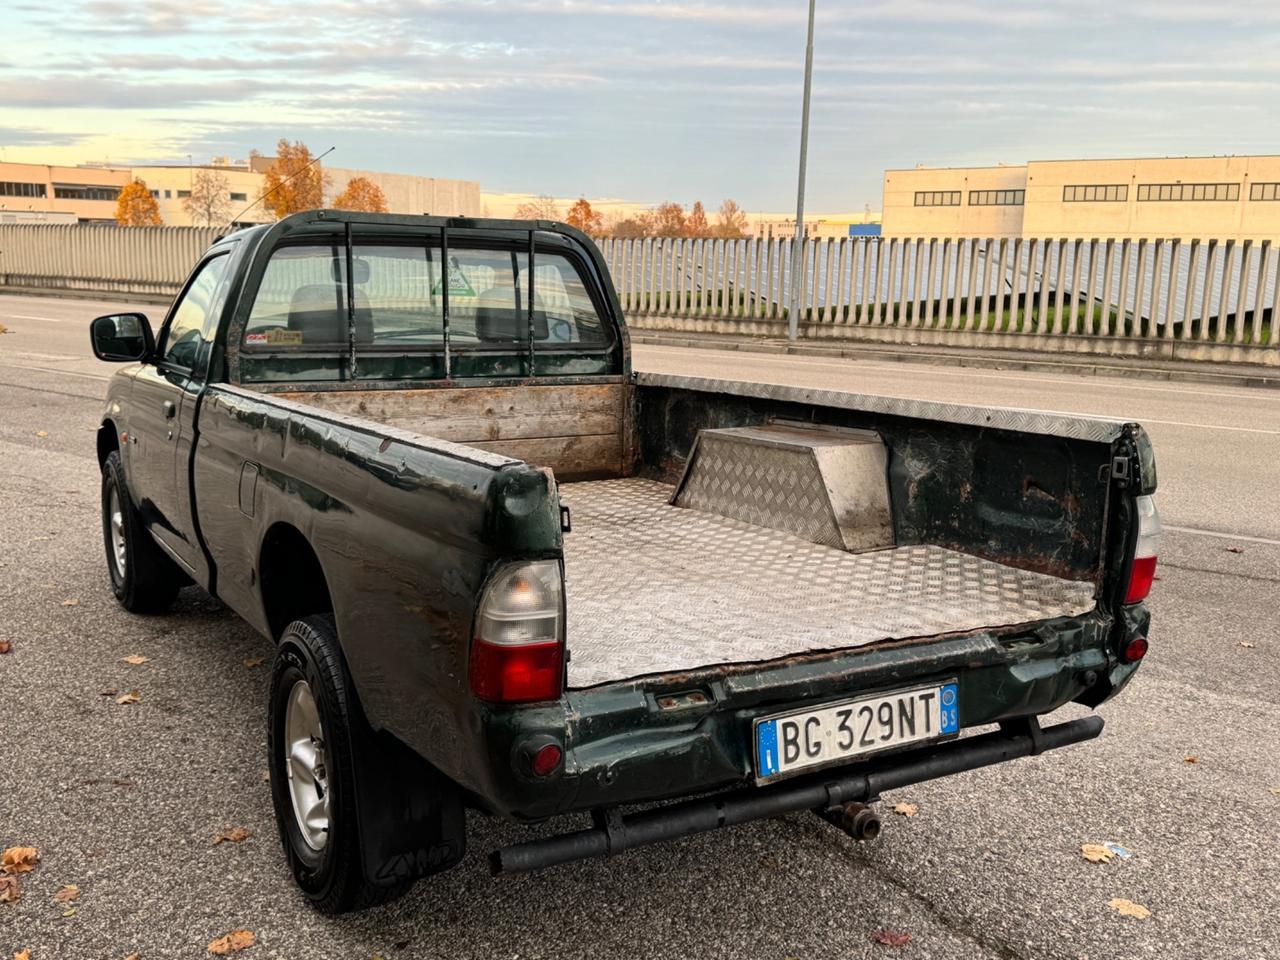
[787,0,817,341]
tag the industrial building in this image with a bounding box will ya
[0,157,480,226]
[882,156,1280,241]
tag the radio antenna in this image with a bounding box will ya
[225,145,335,228]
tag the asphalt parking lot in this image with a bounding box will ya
[2,292,1278,959]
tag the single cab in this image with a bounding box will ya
[90,211,1158,912]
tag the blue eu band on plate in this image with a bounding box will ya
[755,682,960,780]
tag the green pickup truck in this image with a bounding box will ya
[89,211,1159,913]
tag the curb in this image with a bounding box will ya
[630,333,1280,391]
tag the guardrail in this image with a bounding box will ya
[3,224,1278,364]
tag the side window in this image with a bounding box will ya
[523,253,609,345]
[162,253,230,370]
[245,245,347,347]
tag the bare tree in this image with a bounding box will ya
[183,169,232,226]
[514,194,562,220]
[714,198,749,238]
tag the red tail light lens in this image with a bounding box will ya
[1125,495,1161,604]
[470,561,565,704]
[531,743,563,777]
[1121,635,1149,663]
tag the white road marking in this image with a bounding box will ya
[635,345,1280,405]
[2,313,63,322]
[1165,525,1280,547]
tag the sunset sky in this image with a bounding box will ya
[3,0,1277,214]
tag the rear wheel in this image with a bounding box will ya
[269,615,414,913]
[101,449,185,612]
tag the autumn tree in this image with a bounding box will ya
[714,198,748,238]
[650,201,687,237]
[259,139,329,218]
[182,169,232,226]
[514,194,562,220]
[685,201,709,237]
[333,176,389,213]
[115,179,162,226]
[565,197,604,234]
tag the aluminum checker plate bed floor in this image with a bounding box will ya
[560,478,1098,689]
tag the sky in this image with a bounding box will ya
[3,0,1279,215]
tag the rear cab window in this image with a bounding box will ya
[239,233,616,383]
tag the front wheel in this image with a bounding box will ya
[101,449,186,612]
[268,616,413,913]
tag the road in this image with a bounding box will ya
[1,291,1277,960]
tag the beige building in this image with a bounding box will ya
[0,162,131,223]
[882,155,1280,241]
[0,156,481,227]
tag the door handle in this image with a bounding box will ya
[162,400,177,419]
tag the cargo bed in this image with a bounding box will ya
[560,478,1098,688]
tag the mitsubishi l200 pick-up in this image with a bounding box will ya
[88,211,1159,913]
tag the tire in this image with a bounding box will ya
[101,449,185,613]
[268,615,413,913]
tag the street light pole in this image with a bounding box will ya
[788,0,817,341]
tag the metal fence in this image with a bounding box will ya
[597,235,1280,347]
[4,224,1280,356]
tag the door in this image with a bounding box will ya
[127,252,232,575]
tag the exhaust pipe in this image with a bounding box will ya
[816,800,881,841]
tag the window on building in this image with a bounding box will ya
[913,191,961,207]
[1063,184,1128,202]
[968,189,1025,206]
[0,181,47,198]
[1136,183,1240,201]
[229,192,247,202]
[177,190,191,199]
[52,184,121,201]
[1249,183,1280,201]
[164,189,172,199]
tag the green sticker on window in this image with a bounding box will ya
[432,259,477,297]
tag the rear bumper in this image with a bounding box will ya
[491,714,1104,874]
[471,609,1134,821]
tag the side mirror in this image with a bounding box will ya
[90,312,154,362]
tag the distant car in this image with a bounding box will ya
[90,210,1158,912]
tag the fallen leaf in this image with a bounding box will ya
[62,907,76,918]
[1081,843,1115,863]
[1269,787,1280,796]
[1239,641,1256,649]
[208,930,256,954]
[15,950,30,960]
[116,690,141,706]
[125,954,140,960]
[52,884,79,903]
[1225,546,1245,554]
[871,928,913,947]
[0,875,20,903]
[892,802,919,817]
[243,657,264,669]
[120,655,150,665]
[35,431,49,438]
[1183,755,1200,764]
[1108,898,1151,920]
[1,847,39,875]
[0,641,10,655]
[212,827,251,845]
[61,599,79,607]
[260,770,270,783]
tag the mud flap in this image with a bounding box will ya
[347,713,466,888]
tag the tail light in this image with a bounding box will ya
[1125,495,1161,604]
[470,560,565,703]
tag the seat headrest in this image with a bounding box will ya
[473,286,550,342]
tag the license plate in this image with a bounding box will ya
[754,681,959,781]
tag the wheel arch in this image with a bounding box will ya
[97,420,120,469]
[258,522,335,641]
